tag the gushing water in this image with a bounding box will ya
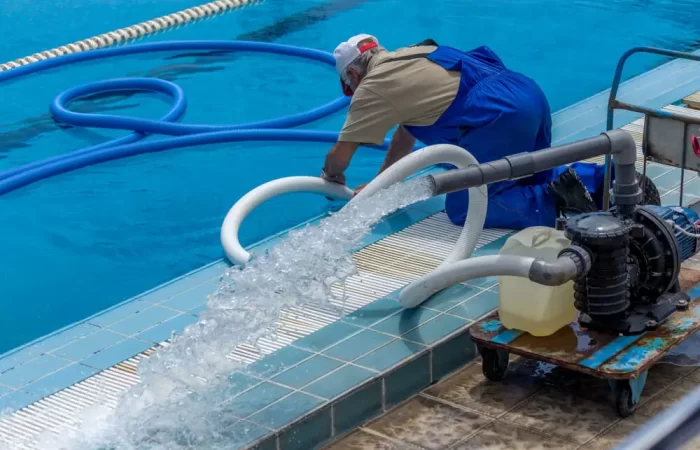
[40,177,433,450]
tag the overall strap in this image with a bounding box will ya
[374,39,439,66]
[409,38,439,47]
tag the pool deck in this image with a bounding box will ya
[3,53,700,449]
[325,343,700,450]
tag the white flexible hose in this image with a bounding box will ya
[221,176,354,265]
[351,144,487,266]
[219,144,488,268]
[399,255,536,308]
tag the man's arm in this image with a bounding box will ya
[377,125,416,175]
[321,126,414,186]
[321,141,361,185]
[321,87,399,185]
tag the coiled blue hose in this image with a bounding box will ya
[0,40,405,196]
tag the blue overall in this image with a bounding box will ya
[402,45,607,229]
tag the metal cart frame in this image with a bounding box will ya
[604,47,700,210]
[469,47,700,418]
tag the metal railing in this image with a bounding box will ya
[605,47,700,209]
[615,385,700,449]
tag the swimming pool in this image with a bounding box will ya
[2,0,700,355]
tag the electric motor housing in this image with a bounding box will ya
[643,205,700,262]
[563,204,699,334]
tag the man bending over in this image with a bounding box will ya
[320,34,658,229]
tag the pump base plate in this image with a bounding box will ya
[578,291,691,335]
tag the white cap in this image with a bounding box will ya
[333,34,378,75]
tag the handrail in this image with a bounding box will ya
[0,0,257,71]
[603,46,700,209]
[607,47,700,129]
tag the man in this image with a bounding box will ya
[320,34,658,230]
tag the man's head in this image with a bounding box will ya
[333,34,381,96]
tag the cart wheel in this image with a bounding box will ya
[615,381,638,418]
[481,348,509,382]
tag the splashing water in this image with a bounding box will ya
[43,177,433,450]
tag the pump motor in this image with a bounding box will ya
[563,205,699,334]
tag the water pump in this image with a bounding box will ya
[562,204,700,334]
[422,130,700,335]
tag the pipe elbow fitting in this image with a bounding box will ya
[603,129,637,165]
[559,245,592,279]
[528,245,591,286]
[528,257,576,286]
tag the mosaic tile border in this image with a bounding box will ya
[213,239,506,449]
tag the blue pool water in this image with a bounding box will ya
[2,0,700,354]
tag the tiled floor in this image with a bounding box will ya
[327,357,700,450]
[168,253,506,448]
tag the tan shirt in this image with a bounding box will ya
[338,45,460,145]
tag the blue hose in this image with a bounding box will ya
[0,40,403,196]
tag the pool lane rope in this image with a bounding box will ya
[0,40,418,196]
[0,0,258,71]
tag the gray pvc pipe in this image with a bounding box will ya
[427,130,638,205]
[427,134,612,195]
[399,253,581,308]
[529,255,579,286]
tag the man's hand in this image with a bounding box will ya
[320,169,346,185]
[322,141,360,185]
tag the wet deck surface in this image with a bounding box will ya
[326,267,700,450]
[326,356,700,450]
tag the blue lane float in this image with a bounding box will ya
[0,40,411,196]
